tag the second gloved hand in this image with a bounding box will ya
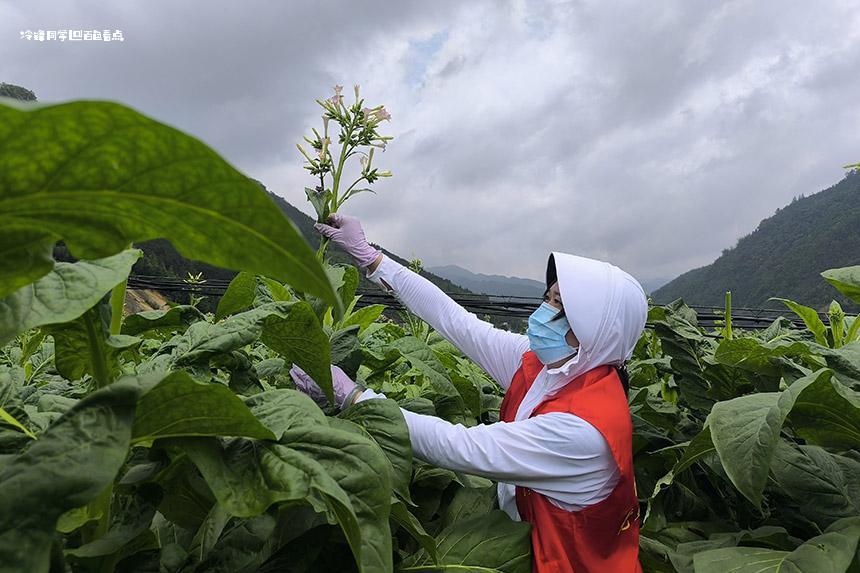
[313,214,381,268]
[289,363,365,410]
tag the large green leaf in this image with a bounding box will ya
[243,388,327,440]
[185,502,230,568]
[164,301,331,399]
[450,356,484,418]
[822,266,860,304]
[0,249,140,346]
[215,272,257,321]
[339,265,360,310]
[390,336,461,401]
[770,440,860,529]
[391,499,438,564]
[707,369,830,509]
[786,369,860,449]
[178,436,358,532]
[261,302,332,402]
[692,516,860,573]
[708,393,786,509]
[0,372,164,573]
[46,304,140,388]
[441,485,497,530]
[121,304,204,337]
[0,100,339,310]
[770,298,828,346]
[812,341,860,388]
[284,422,393,573]
[339,398,413,503]
[132,370,276,443]
[400,510,532,573]
[341,304,386,335]
[670,526,802,572]
[182,425,392,573]
[330,325,364,379]
[170,303,292,366]
[714,337,812,379]
[191,512,281,573]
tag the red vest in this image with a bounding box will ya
[499,351,642,573]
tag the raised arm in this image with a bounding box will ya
[315,214,529,389]
[366,255,529,389]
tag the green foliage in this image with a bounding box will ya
[0,249,141,346]
[3,260,860,572]
[0,99,339,310]
[692,517,860,573]
[823,266,860,305]
[0,373,164,572]
[636,277,860,572]
[399,510,532,573]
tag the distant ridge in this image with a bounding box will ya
[428,264,545,298]
[653,171,860,312]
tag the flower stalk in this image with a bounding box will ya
[300,85,394,261]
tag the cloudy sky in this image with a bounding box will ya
[3,0,859,289]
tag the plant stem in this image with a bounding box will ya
[725,291,733,340]
[109,243,133,335]
[83,310,111,390]
[81,484,112,545]
[109,278,127,335]
[319,111,357,261]
[316,237,330,262]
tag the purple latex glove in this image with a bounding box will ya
[289,363,365,410]
[313,214,381,268]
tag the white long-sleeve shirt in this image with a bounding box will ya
[357,255,618,520]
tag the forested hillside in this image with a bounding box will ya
[653,170,860,311]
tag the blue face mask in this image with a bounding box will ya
[527,302,579,365]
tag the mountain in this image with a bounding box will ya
[0,82,37,102]
[428,264,545,298]
[652,170,860,312]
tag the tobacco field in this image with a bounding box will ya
[1,98,859,573]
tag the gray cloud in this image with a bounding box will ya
[3,0,859,286]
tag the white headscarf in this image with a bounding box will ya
[513,251,648,421]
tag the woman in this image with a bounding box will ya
[290,214,648,572]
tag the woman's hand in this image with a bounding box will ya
[314,214,382,268]
[289,363,365,410]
